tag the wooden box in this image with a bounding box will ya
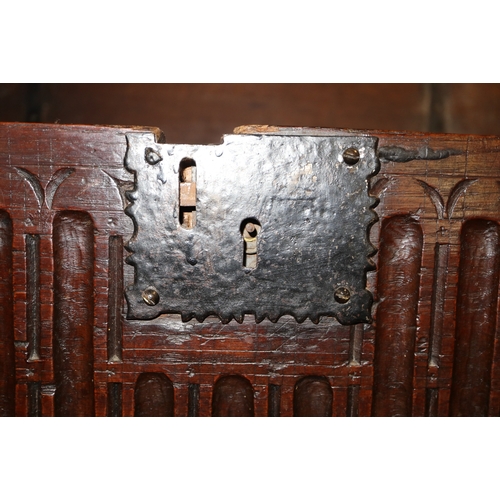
[1,122,499,417]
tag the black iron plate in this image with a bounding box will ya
[124,132,378,324]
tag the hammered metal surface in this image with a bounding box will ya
[124,132,379,324]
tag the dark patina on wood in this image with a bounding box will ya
[124,132,379,325]
[1,121,500,417]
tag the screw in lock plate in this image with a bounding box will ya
[142,287,160,306]
[343,148,360,166]
[334,286,351,304]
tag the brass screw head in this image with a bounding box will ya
[343,148,360,166]
[142,287,160,306]
[334,286,351,304]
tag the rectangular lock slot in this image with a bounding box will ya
[179,157,196,229]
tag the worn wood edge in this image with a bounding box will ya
[0,121,165,143]
[4,122,500,147]
[233,124,500,140]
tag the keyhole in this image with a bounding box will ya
[179,158,197,228]
[241,218,261,269]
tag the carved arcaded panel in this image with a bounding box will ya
[1,123,500,418]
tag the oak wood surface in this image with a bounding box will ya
[0,121,499,416]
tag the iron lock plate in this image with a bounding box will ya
[124,132,379,324]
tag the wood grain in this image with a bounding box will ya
[0,122,499,417]
[28,381,42,417]
[53,211,95,416]
[428,243,449,367]
[134,373,174,417]
[107,235,123,362]
[26,234,41,361]
[0,211,14,416]
[349,324,363,366]
[449,219,500,416]
[294,376,333,417]
[372,216,423,417]
[107,382,122,417]
[268,384,281,417]
[347,385,360,417]
[212,376,255,417]
[425,387,438,417]
[188,383,200,417]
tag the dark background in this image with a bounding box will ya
[1,84,500,143]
